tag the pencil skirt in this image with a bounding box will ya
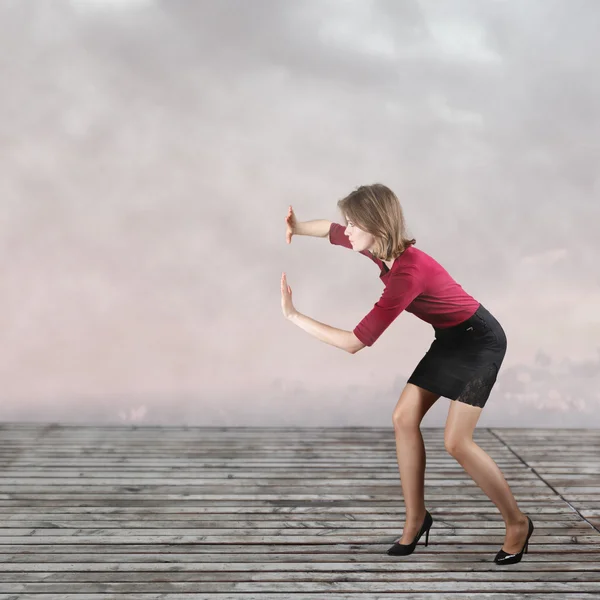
[407,303,507,408]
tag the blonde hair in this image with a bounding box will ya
[337,183,416,261]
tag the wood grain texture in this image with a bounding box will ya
[0,423,598,598]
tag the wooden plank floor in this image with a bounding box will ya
[0,423,599,599]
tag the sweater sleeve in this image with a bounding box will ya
[353,274,422,346]
[329,222,352,249]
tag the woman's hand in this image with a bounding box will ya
[285,205,297,244]
[281,272,297,320]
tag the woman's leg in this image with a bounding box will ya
[444,400,529,554]
[391,383,440,544]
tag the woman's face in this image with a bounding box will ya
[344,217,378,253]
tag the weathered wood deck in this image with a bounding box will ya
[0,423,599,599]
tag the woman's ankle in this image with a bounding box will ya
[405,509,427,524]
[505,511,528,527]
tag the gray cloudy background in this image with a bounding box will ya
[1,0,599,428]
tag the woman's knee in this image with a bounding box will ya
[444,433,464,456]
[392,384,440,431]
[444,399,482,454]
[392,408,422,431]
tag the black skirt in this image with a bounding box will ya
[407,303,507,408]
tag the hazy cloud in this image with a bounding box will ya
[0,0,598,426]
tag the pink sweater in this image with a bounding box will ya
[329,222,480,346]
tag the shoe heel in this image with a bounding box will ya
[524,542,528,554]
[425,527,430,547]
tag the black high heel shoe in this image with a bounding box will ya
[387,510,433,556]
[494,515,534,565]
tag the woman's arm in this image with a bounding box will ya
[295,220,332,237]
[288,312,366,354]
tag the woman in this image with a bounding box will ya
[280,183,534,565]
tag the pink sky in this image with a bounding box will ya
[1,1,599,427]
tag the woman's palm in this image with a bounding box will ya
[285,205,297,244]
